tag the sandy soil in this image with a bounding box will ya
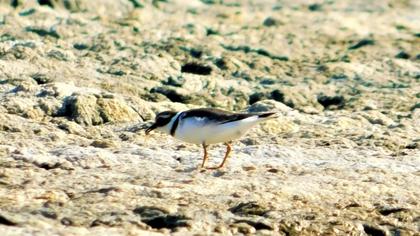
[0,0,419,235]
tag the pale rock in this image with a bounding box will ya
[247,99,292,114]
[361,110,396,126]
[97,97,140,123]
[66,94,102,126]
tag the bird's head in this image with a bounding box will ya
[145,110,178,135]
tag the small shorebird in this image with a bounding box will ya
[145,108,277,169]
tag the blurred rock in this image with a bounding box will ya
[395,51,410,59]
[247,99,292,114]
[64,94,102,125]
[362,111,395,126]
[97,97,140,123]
[317,94,345,110]
[63,94,140,125]
[263,17,279,27]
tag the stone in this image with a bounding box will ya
[64,94,102,125]
[247,99,292,114]
[133,206,190,230]
[317,94,345,110]
[97,97,140,123]
[361,111,395,126]
[263,17,278,27]
[229,201,270,216]
[181,63,212,75]
[395,51,410,59]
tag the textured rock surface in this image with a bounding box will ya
[0,0,419,235]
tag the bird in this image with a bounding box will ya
[145,108,277,169]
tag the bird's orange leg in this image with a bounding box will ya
[201,144,209,168]
[207,142,232,170]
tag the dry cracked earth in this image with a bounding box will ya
[0,0,419,235]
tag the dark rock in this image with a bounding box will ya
[133,206,169,217]
[181,63,212,75]
[105,67,126,76]
[90,213,126,227]
[270,89,285,103]
[31,73,52,84]
[214,58,227,70]
[133,206,190,230]
[19,8,36,16]
[206,27,219,36]
[260,78,276,85]
[201,0,216,5]
[39,209,58,219]
[36,162,62,170]
[128,0,144,8]
[38,0,54,8]
[11,0,20,8]
[180,46,203,58]
[410,103,419,111]
[363,224,386,236]
[308,3,322,11]
[90,140,115,148]
[249,92,267,105]
[26,26,60,39]
[142,215,190,230]
[90,187,120,194]
[330,74,348,81]
[263,17,278,27]
[229,201,270,216]
[395,51,410,59]
[60,217,73,226]
[235,220,273,230]
[378,207,408,216]
[249,90,286,105]
[317,95,345,109]
[348,39,374,50]
[150,87,191,103]
[0,214,17,226]
[254,48,288,61]
[47,50,68,61]
[189,48,203,58]
[221,44,288,61]
[162,76,184,87]
[405,142,418,149]
[232,71,252,81]
[73,43,89,50]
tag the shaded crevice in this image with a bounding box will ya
[317,95,345,109]
[25,27,60,39]
[0,215,17,226]
[181,63,212,75]
[348,39,374,50]
[363,224,386,236]
[133,206,190,230]
[378,207,408,216]
[38,0,54,7]
[221,44,288,61]
[11,0,19,8]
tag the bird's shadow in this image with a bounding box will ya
[175,166,226,177]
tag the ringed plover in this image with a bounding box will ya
[145,108,277,169]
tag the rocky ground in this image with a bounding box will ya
[0,0,419,235]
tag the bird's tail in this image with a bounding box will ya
[257,112,279,120]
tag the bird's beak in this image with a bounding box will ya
[145,123,157,135]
